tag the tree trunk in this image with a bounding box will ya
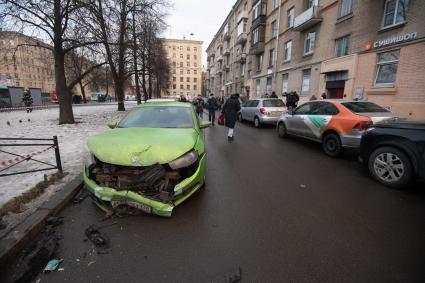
[148,71,152,99]
[115,80,125,111]
[131,6,142,105]
[55,49,74,124]
[141,55,148,100]
[79,80,87,103]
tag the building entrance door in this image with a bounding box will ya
[326,80,345,99]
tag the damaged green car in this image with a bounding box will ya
[84,102,210,217]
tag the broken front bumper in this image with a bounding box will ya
[83,153,206,217]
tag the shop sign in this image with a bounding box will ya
[373,32,418,49]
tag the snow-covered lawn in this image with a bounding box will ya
[0,104,135,209]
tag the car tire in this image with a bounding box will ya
[368,146,413,189]
[277,122,288,138]
[254,116,261,128]
[322,133,342,157]
[238,112,243,122]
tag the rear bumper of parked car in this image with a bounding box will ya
[83,153,207,217]
[259,115,281,124]
[340,131,364,148]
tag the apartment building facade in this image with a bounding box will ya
[0,31,55,93]
[162,39,203,99]
[205,0,252,98]
[206,0,425,119]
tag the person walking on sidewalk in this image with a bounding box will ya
[222,93,241,142]
[194,95,204,119]
[207,93,218,126]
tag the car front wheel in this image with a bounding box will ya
[277,122,288,138]
[322,133,342,157]
[368,147,413,189]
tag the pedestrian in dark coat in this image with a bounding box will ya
[222,93,241,141]
[207,93,218,126]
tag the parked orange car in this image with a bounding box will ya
[277,100,404,156]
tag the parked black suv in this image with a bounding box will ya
[360,121,425,189]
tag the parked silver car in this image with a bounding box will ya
[238,98,286,128]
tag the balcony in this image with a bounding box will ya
[252,15,267,29]
[251,42,265,55]
[237,32,248,45]
[217,55,224,62]
[236,53,247,63]
[224,65,230,72]
[237,11,248,23]
[293,6,323,31]
[216,67,223,75]
[223,48,230,56]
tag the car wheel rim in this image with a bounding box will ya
[326,139,336,152]
[373,153,404,183]
[255,119,259,127]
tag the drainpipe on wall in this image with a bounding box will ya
[273,2,282,93]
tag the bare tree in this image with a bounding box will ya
[0,0,100,124]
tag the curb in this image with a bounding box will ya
[0,174,83,268]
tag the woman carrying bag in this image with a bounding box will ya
[220,94,241,142]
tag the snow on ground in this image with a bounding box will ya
[0,103,135,209]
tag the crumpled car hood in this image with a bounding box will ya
[87,128,198,166]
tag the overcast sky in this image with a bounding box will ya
[162,0,234,67]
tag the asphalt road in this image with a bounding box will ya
[21,121,425,282]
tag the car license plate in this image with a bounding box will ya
[271,111,282,116]
[127,201,152,214]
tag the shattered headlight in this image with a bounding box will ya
[168,150,199,170]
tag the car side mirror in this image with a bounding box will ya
[200,121,211,129]
[108,122,117,129]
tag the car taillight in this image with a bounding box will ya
[353,120,373,131]
[259,107,268,115]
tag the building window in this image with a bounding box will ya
[180,69,183,74]
[180,62,183,67]
[383,0,408,27]
[187,85,190,90]
[272,0,279,10]
[253,28,260,44]
[301,69,311,96]
[256,79,261,96]
[335,35,350,57]
[237,20,247,36]
[194,63,197,67]
[180,84,184,89]
[194,47,197,52]
[173,77,176,82]
[194,85,197,90]
[194,78,197,82]
[187,70,190,74]
[180,54,183,59]
[287,7,294,28]
[374,50,400,86]
[266,77,272,93]
[256,54,263,71]
[187,54,190,60]
[304,32,316,55]
[284,40,292,62]
[269,48,276,67]
[173,84,176,89]
[253,1,267,20]
[187,47,190,52]
[180,77,183,82]
[282,73,289,93]
[271,20,278,38]
[339,0,353,17]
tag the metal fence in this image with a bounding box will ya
[0,136,62,177]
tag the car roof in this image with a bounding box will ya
[139,101,192,108]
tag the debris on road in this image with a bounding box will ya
[88,260,96,267]
[73,190,88,204]
[85,225,109,248]
[43,258,63,272]
[224,267,242,283]
[46,216,64,227]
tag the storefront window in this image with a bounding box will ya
[383,0,409,27]
[374,50,400,86]
[301,69,311,96]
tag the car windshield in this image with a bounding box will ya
[118,106,194,128]
[263,99,285,107]
[341,102,390,113]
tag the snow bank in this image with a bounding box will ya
[0,104,134,208]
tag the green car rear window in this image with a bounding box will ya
[118,106,194,128]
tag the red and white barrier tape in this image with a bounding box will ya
[0,146,55,171]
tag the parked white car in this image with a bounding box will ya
[238,98,287,128]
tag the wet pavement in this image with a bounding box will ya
[9,121,425,282]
